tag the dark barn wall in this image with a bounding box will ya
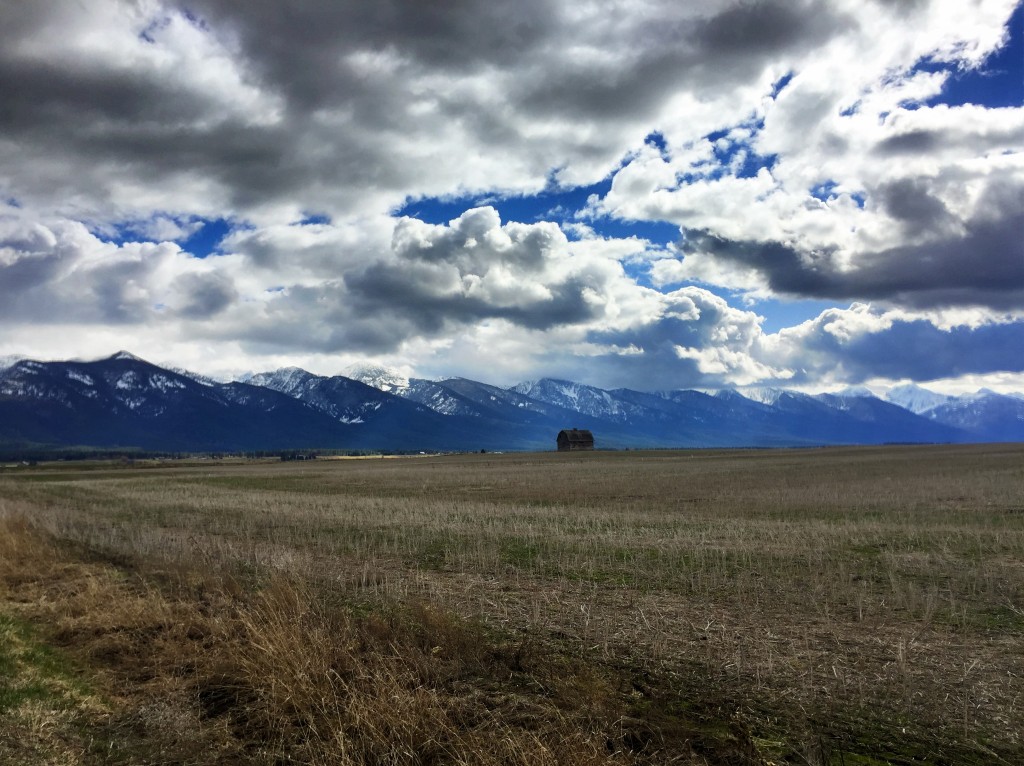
[556,429,594,451]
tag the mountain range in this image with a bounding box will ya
[1,352,1022,453]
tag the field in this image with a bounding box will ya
[1,444,1022,765]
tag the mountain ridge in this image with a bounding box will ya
[1,353,1021,452]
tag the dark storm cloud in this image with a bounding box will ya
[217,277,590,356]
[873,129,941,156]
[172,272,238,318]
[224,283,422,354]
[877,178,952,235]
[786,313,1024,384]
[516,0,846,120]
[345,264,600,335]
[696,0,832,55]
[845,321,1024,380]
[315,207,605,338]
[584,316,712,390]
[682,178,1024,309]
[204,207,614,355]
[0,251,63,300]
[188,0,557,97]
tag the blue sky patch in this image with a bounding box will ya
[97,216,234,258]
[179,218,232,257]
[395,179,681,246]
[810,180,840,201]
[297,213,332,226]
[920,4,1023,109]
[810,181,865,208]
[769,71,795,99]
[752,297,839,333]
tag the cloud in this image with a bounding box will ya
[674,170,1024,310]
[579,287,789,389]
[0,0,1020,394]
[0,0,862,222]
[769,305,1024,384]
[0,210,242,325]
[605,107,1023,309]
[212,208,646,354]
[125,216,206,243]
[594,2,1023,315]
[171,271,238,318]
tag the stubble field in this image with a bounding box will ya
[1,444,1022,764]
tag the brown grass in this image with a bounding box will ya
[1,444,1022,764]
[0,511,752,765]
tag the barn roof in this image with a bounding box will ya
[557,428,594,442]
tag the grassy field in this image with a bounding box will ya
[1,444,1021,764]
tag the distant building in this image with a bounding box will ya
[280,452,318,461]
[557,429,594,451]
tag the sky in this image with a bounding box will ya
[0,0,1022,394]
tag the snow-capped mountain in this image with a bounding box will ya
[732,387,787,406]
[883,385,1024,440]
[430,378,581,421]
[246,367,407,424]
[831,385,877,399]
[239,367,500,450]
[399,379,488,418]
[885,383,953,414]
[510,379,647,422]
[921,391,1024,441]
[343,364,410,394]
[2,352,1022,453]
[400,377,609,435]
[0,352,353,451]
[245,367,317,397]
[171,367,223,387]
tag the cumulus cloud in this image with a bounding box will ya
[595,1,1024,317]
[767,305,1024,385]
[672,176,1024,310]
[206,208,657,355]
[0,210,243,324]
[0,0,874,223]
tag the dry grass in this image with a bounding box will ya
[0,511,750,765]
[1,444,1022,764]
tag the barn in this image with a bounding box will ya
[556,429,594,451]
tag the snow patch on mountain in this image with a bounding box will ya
[109,350,147,363]
[148,373,186,393]
[171,367,222,387]
[16,361,44,375]
[394,380,472,417]
[834,385,877,399]
[734,387,787,406]
[0,355,24,373]
[66,370,95,386]
[115,372,139,390]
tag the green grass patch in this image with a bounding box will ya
[0,614,90,713]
